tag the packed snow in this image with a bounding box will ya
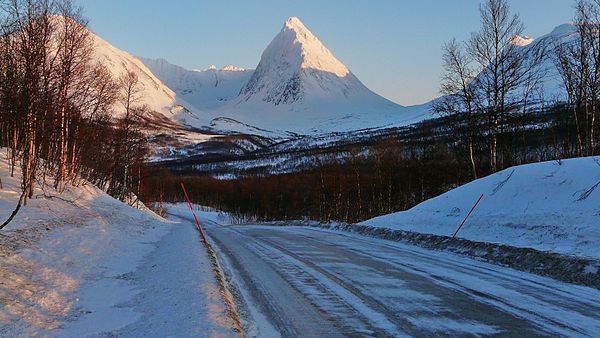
[363,156,600,260]
[209,225,600,337]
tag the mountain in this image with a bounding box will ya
[138,58,254,110]
[517,23,576,101]
[239,16,365,105]
[81,22,226,154]
[140,17,429,135]
[88,28,182,120]
[214,17,428,134]
[96,18,581,138]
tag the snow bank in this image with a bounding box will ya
[0,153,236,336]
[0,151,171,336]
[363,157,600,260]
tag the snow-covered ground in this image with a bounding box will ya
[3,149,599,336]
[0,155,236,337]
[363,156,600,260]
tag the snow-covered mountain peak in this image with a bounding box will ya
[274,16,349,77]
[238,16,364,106]
[192,65,248,72]
[511,35,534,46]
[209,16,434,134]
[284,16,304,30]
[140,57,254,110]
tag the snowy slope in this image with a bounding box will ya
[76,24,227,155]
[471,23,575,103]
[0,153,236,336]
[139,58,254,110]
[363,157,600,259]
[81,20,218,138]
[528,23,577,101]
[88,30,180,118]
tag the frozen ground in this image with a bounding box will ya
[0,155,237,337]
[364,157,600,260]
[208,224,600,337]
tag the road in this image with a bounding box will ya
[207,224,600,337]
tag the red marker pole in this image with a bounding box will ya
[180,182,208,244]
[452,194,484,239]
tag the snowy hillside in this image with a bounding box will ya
[0,153,237,336]
[507,24,576,101]
[74,24,229,156]
[363,157,600,259]
[88,28,181,119]
[139,58,254,110]
[82,20,222,139]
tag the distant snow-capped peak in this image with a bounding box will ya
[140,57,254,110]
[239,16,378,106]
[278,16,350,77]
[511,35,534,46]
[222,65,248,72]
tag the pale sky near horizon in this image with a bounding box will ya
[76,0,573,106]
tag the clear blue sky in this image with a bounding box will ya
[76,0,573,106]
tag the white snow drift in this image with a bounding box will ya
[363,157,600,260]
[0,153,236,336]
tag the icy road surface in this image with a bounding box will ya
[207,225,600,337]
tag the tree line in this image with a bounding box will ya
[0,0,150,227]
